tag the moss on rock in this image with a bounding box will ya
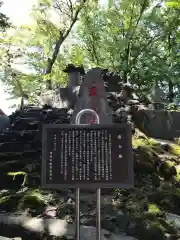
[0,128,180,240]
[18,189,45,211]
[7,171,27,186]
[0,194,23,212]
[114,130,180,239]
[170,144,180,156]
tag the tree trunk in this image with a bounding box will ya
[45,0,87,89]
[168,80,174,102]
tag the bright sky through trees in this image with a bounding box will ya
[1,0,178,114]
[0,0,37,114]
[0,0,107,114]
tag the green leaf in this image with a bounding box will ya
[166,0,180,8]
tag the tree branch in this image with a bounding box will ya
[131,34,161,66]
[45,0,87,89]
[84,15,100,66]
[123,3,135,82]
[135,0,148,29]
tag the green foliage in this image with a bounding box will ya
[170,144,180,155]
[18,189,45,210]
[0,0,180,104]
[0,1,10,30]
[167,103,180,111]
[0,0,88,101]
[75,0,180,98]
[166,0,180,8]
[148,203,161,214]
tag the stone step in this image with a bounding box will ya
[0,213,137,240]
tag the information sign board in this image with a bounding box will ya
[41,124,133,188]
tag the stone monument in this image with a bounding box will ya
[71,68,113,124]
[59,64,85,109]
[149,81,166,110]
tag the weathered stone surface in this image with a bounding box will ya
[134,110,180,139]
[166,213,180,228]
[149,82,166,106]
[102,70,121,92]
[62,64,85,109]
[0,124,180,239]
[71,68,112,124]
[0,237,21,240]
[59,87,70,108]
[0,116,10,131]
[0,212,137,240]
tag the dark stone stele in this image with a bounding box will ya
[41,123,133,189]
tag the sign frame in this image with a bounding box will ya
[41,123,134,189]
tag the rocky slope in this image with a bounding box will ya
[0,81,180,240]
[0,104,180,240]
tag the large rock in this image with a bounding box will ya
[134,109,180,139]
[0,115,10,131]
[0,212,137,240]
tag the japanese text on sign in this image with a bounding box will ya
[41,124,133,188]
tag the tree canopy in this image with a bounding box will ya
[0,0,180,108]
[0,1,10,29]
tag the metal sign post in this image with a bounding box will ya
[41,115,134,240]
[75,109,101,240]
